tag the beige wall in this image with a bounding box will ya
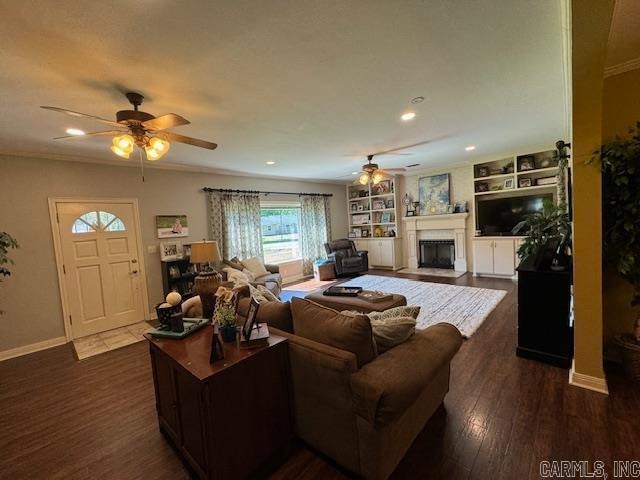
[601,68,640,355]
[399,164,475,270]
[0,155,347,352]
[570,0,614,381]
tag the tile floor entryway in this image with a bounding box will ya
[72,321,153,360]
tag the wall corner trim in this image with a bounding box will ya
[0,336,68,362]
[568,359,609,395]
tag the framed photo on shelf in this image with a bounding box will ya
[519,155,535,171]
[242,297,261,340]
[160,240,184,261]
[373,180,391,195]
[406,210,415,217]
[372,200,385,210]
[454,201,468,213]
[519,178,532,188]
[504,178,514,189]
[380,212,392,223]
[356,204,364,211]
[477,166,490,178]
[385,199,394,208]
[476,182,489,193]
[361,229,370,237]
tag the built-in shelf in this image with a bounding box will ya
[371,193,394,198]
[349,197,370,202]
[474,172,514,181]
[516,184,557,192]
[371,208,395,212]
[371,222,396,226]
[516,166,559,176]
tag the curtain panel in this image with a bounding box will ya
[207,192,263,260]
[300,195,331,275]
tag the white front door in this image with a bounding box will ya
[56,202,145,338]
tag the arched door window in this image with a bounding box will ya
[72,211,126,234]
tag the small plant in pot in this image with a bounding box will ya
[215,304,238,342]
[593,122,640,382]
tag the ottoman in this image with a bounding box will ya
[305,290,406,313]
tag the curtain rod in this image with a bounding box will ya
[202,187,333,197]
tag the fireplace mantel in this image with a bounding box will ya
[403,213,469,271]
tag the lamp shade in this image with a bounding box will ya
[190,240,221,264]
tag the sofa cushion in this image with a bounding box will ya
[291,297,376,368]
[342,256,364,267]
[253,272,282,286]
[222,267,250,284]
[367,305,420,321]
[369,316,416,353]
[241,256,269,277]
[256,284,280,302]
[237,296,293,333]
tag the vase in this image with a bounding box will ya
[194,270,222,320]
[220,324,237,343]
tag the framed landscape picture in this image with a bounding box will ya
[418,173,451,209]
[156,215,189,238]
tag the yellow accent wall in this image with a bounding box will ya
[602,68,640,355]
[570,0,614,380]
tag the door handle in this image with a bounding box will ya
[131,270,139,274]
[131,259,138,264]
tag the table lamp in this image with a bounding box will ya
[190,240,222,320]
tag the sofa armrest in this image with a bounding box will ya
[350,323,462,428]
[265,263,280,274]
[356,250,368,256]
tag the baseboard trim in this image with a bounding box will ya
[0,336,68,362]
[569,360,609,395]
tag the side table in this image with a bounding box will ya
[144,327,292,479]
[313,262,336,281]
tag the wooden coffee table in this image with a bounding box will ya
[144,327,292,479]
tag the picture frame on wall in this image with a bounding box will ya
[419,173,451,207]
[160,240,184,261]
[156,215,189,238]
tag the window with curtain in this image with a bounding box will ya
[260,203,302,264]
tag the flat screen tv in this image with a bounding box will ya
[477,194,552,235]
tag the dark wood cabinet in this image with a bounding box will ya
[516,263,573,368]
[146,328,292,479]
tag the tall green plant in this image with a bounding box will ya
[0,232,18,282]
[593,122,640,307]
[517,199,572,265]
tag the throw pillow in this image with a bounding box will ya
[369,316,416,353]
[241,256,269,277]
[242,268,256,282]
[256,284,280,302]
[291,297,376,367]
[222,267,250,284]
[367,305,421,321]
[224,257,245,271]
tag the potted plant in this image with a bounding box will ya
[593,123,640,381]
[0,232,18,315]
[215,304,238,342]
[517,199,572,269]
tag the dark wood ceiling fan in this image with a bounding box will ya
[41,92,217,160]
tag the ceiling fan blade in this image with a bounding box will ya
[382,168,407,172]
[53,130,125,140]
[375,152,412,156]
[142,113,190,131]
[161,131,218,150]
[40,106,123,128]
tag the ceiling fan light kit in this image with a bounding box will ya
[41,91,217,163]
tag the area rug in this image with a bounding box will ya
[341,275,507,337]
[397,267,466,279]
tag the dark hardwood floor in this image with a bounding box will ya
[1,270,638,479]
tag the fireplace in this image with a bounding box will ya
[418,240,455,269]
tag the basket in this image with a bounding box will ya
[156,303,181,326]
[616,334,640,383]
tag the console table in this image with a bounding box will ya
[144,327,291,479]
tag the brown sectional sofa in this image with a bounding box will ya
[181,293,462,479]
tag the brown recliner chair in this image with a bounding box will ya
[324,238,368,276]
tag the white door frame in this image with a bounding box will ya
[48,197,151,341]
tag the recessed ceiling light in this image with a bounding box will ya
[265,161,276,165]
[351,171,359,175]
[65,128,85,136]
[410,96,425,104]
[401,112,416,121]
[465,145,476,151]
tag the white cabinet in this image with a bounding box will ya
[353,238,402,270]
[473,237,524,277]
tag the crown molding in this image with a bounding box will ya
[604,56,640,78]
